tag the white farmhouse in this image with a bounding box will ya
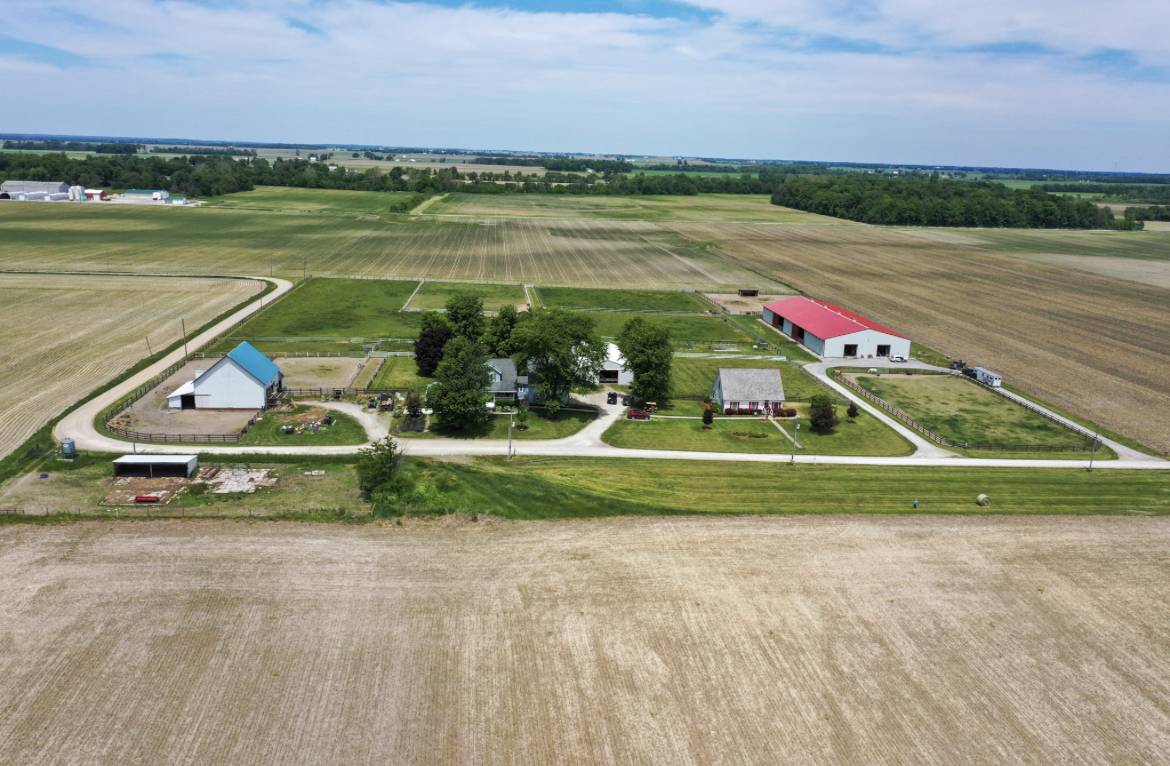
[167,342,283,410]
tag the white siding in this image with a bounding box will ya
[193,359,266,409]
[821,330,911,359]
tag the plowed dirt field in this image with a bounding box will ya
[1,517,1167,765]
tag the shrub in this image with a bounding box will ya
[809,394,839,435]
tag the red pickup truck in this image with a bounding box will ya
[627,409,651,420]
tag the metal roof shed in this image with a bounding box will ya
[113,455,199,479]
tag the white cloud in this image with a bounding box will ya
[0,0,1166,170]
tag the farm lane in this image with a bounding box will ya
[53,276,293,450]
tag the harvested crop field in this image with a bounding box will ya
[0,205,772,289]
[0,273,262,458]
[1,517,1168,765]
[679,222,1170,453]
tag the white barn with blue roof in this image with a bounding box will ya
[167,342,283,410]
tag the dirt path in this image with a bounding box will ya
[2,516,1168,765]
[408,193,446,215]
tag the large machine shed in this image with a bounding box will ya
[762,296,911,359]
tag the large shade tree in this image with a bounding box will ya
[617,316,672,403]
[510,308,606,404]
[428,336,490,430]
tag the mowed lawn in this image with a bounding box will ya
[370,357,433,390]
[214,278,422,352]
[851,373,1094,451]
[397,409,595,440]
[537,286,712,312]
[427,193,842,223]
[604,403,913,457]
[415,457,1170,517]
[409,281,528,311]
[204,185,421,215]
[587,313,751,346]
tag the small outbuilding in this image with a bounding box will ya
[113,454,199,479]
[597,343,634,386]
[737,288,760,297]
[761,296,911,359]
[712,368,785,415]
[168,341,283,410]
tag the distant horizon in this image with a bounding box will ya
[3,1,1167,174]
[2,131,1165,177]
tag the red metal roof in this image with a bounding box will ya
[762,296,906,340]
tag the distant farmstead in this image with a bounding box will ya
[712,368,785,415]
[762,296,911,359]
[1,180,69,195]
[167,342,283,410]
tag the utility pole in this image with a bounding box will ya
[145,335,153,357]
[1088,433,1100,472]
[790,420,800,465]
[508,410,515,459]
[180,318,189,360]
[303,256,307,282]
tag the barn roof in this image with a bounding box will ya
[717,368,784,402]
[227,341,281,386]
[762,296,906,340]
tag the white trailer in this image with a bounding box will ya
[973,367,1003,387]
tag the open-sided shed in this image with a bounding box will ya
[112,455,199,479]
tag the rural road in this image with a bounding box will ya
[57,279,1168,470]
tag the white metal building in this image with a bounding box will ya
[761,296,911,359]
[1,180,69,195]
[597,343,634,386]
[167,342,282,410]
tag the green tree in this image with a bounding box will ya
[617,316,672,403]
[355,436,402,497]
[846,402,860,420]
[702,407,714,429]
[429,336,490,430]
[510,308,606,404]
[414,312,452,376]
[809,394,840,435]
[482,303,519,357]
[445,292,485,341]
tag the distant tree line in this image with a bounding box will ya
[3,140,140,154]
[1034,183,1170,204]
[472,156,635,173]
[148,145,257,157]
[1124,205,1170,222]
[771,175,1138,229]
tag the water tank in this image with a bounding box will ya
[61,438,76,458]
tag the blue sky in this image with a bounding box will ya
[2,0,1168,170]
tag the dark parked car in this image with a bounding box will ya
[621,394,633,406]
[606,392,618,405]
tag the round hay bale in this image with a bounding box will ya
[975,493,991,507]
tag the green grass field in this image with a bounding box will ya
[242,405,366,446]
[851,373,1094,452]
[409,281,528,311]
[204,185,422,215]
[404,457,1170,518]
[213,278,422,352]
[670,357,831,400]
[0,203,768,289]
[425,193,840,223]
[584,313,752,347]
[370,357,433,390]
[603,403,912,456]
[396,408,595,440]
[536,286,712,312]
